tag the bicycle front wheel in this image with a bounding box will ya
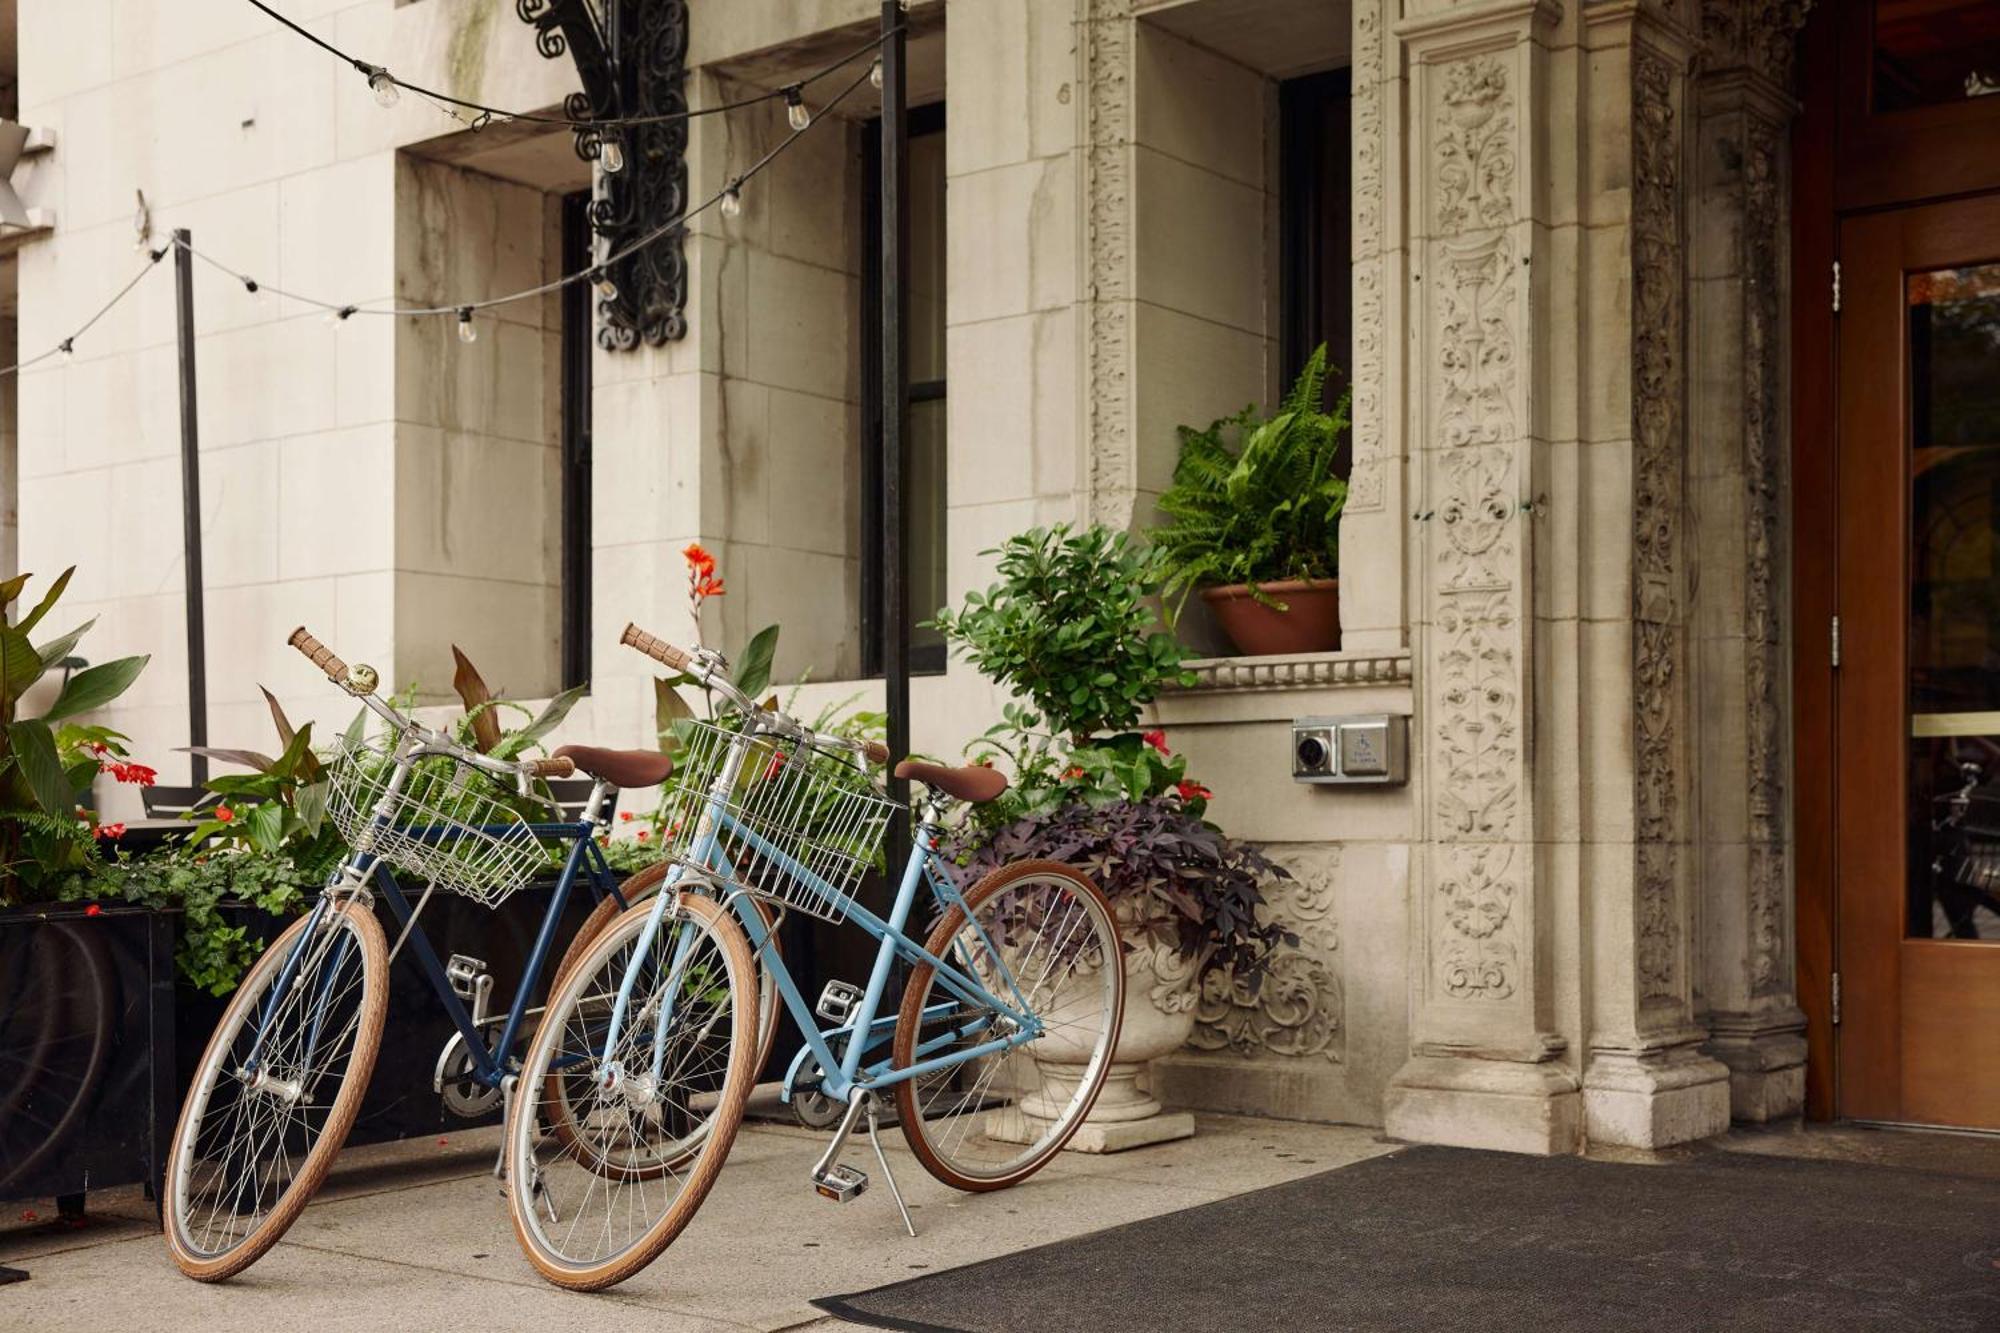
[164,897,388,1281]
[892,859,1123,1190]
[508,890,757,1291]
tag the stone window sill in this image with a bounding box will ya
[1164,650,1413,696]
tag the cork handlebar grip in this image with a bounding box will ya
[860,741,890,766]
[521,756,576,779]
[287,627,349,682]
[620,623,694,671]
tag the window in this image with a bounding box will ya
[560,190,593,690]
[1280,69,1352,423]
[861,102,947,676]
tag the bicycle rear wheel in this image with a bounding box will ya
[892,860,1123,1190]
[164,897,387,1281]
[508,890,756,1290]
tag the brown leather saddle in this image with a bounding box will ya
[893,758,1009,804]
[553,744,676,789]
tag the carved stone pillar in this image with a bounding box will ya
[1570,2,1734,1148]
[1336,0,1410,654]
[1079,0,1138,530]
[1382,0,1585,1156]
[1689,0,1811,1122]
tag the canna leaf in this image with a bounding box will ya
[451,646,502,754]
[44,655,149,722]
[17,566,73,635]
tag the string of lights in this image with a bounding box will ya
[244,0,891,148]
[0,246,172,379]
[13,56,872,361]
[0,12,873,375]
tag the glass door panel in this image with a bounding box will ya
[1906,260,2000,941]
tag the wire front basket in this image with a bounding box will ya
[325,732,553,909]
[654,719,897,925]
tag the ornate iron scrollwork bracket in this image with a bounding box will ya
[517,0,689,348]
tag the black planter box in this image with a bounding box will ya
[173,877,614,1149]
[0,904,176,1205]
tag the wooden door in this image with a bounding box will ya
[1835,192,2000,1129]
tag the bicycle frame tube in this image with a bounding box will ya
[370,816,618,1090]
[726,821,1041,1107]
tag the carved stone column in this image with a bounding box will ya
[1336,0,1411,653]
[1571,2,1734,1148]
[1079,0,1138,531]
[1382,0,1585,1156]
[1689,0,1811,1122]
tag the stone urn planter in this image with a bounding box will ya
[1201,578,1341,655]
[991,922,1207,1154]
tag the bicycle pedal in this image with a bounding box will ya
[815,980,864,1023]
[813,1164,868,1202]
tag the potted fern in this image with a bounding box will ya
[1153,344,1350,655]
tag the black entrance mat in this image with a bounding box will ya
[814,1145,2000,1332]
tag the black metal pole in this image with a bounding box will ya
[174,230,207,786]
[880,4,910,862]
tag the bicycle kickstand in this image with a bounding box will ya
[809,1090,918,1237]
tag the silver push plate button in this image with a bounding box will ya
[1292,714,1408,786]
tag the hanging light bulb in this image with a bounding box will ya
[366,65,401,109]
[785,87,811,132]
[719,183,743,219]
[324,304,357,328]
[58,338,74,365]
[599,135,625,174]
[456,307,478,344]
[870,59,884,91]
[591,267,618,300]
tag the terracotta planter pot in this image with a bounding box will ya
[1200,578,1341,655]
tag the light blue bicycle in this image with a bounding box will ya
[503,624,1126,1290]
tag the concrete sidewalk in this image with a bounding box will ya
[0,1113,1393,1330]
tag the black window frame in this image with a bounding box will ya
[861,99,949,679]
[560,190,594,690]
[1279,67,1353,424]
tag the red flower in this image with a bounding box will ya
[1063,766,1084,780]
[86,741,110,756]
[619,811,635,822]
[94,823,126,841]
[1142,730,1169,756]
[635,829,649,842]
[682,542,716,574]
[597,834,610,847]
[215,805,235,823]
[1176,779,1212,802]
[102,761,158,786]
[85,903,103,917]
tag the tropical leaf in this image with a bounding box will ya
[6,720,75,818]
[0,573,28,609]
[180,746,279,773]
[17,566,73,635]
[260,685,296,747]
[1,625,42,706]
[732,624,780,700]
[451,646,502,754]
[34,618,95,671]
[43,655,149,722]
[498,684,587,756]
[654,677,695,754]
[297,779,328,838]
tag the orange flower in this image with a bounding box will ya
[636,829,650,841]
[1142,730,1169,756]
[216,805,235,823]
[1175,779,1212,802]
[94,822,126,840]
[683,542,716,573]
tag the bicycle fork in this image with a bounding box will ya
[810,1090,917,1237]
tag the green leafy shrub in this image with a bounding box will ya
[0,568,149,902]
[930,524,1193,744]
[1152,344,1351,616]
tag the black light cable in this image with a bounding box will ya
[242,0,895,135]
[0,245,172,379]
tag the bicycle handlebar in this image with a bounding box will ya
[287,626,349,684]
[288,627,575,789]
[621,622,890,769]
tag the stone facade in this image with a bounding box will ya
[3,0,1811,1153]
